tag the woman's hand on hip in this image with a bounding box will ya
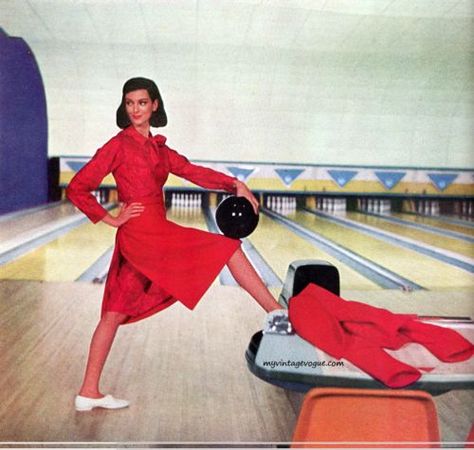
[235,180,259,214]
[103,202,145,227]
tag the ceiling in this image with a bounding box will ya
[1,0,473,166]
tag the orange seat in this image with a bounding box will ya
[291,388,441,448]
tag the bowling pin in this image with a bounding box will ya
[418,200,424,215]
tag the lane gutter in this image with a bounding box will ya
[304,208,474,274]
[360,211,474,243]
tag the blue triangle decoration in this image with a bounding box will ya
[327,169,358,188]
[226,166,255,182]
[66,161,87,173]
[275,168,305,186]
[428,173,458,191]
[375,171,406,190]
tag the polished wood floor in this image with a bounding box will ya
[0,280,472,446]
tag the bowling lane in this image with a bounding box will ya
[248,213,379,290]
[0,202,78,242]
[346,212,474,259]
[391,213,474,237]
[0,206,214,282]
[294,210,473,289]
[166,206,209,231]
[0,208,118,281]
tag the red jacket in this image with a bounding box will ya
[288,283,474,388]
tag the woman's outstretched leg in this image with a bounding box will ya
[78,311,129,398]
[227,247,282,312]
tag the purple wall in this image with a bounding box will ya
[0,28,48,215]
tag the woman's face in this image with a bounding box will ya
[124,89,158,128]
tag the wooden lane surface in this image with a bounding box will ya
[392,213,474,236]
[166,207,209,231]
[295,211,474,290]
[0,280,301,443]
[0,209,118,282]
[248,213,379,290]
[0,281,472,444]
[347,212,474,258]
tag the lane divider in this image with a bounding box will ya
[0,201,64,223]
[360,211,474,243]
[240,239,282,288]
[305,208,474,274]
[0,204,117,266]
[76,247,114,283]
[263,208,424,290]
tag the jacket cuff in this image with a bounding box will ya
[88,207,109,224]
[226,177,239,194]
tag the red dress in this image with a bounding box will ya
[66,126,241,324]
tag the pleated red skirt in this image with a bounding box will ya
[101,196,241,324]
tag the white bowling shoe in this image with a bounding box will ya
[74,394,130,411]
[263,309,294,335]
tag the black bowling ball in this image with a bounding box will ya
[215,196,259,239]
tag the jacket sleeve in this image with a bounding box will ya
[66,138,120,223]
[165,146,237,193]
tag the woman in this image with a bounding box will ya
[67,77,282,412]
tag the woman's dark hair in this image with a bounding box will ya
[116,77,167,128]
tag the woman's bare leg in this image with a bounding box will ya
[227,247,282,312]
[78,311,129,398]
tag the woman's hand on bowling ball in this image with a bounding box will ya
[103,202,145,227]
[235,180,259,214]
